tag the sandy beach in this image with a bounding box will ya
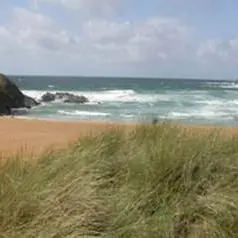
[0,118,135,158]
[0,117,238,158]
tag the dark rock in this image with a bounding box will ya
[55,92,71,99]
[0,73,38,115]
[41,92,55,102]
[63,95,89,104]
[24,95,40,108]
[41,92,89,104]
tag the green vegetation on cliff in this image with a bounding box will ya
[0,123,238,237]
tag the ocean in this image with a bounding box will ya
[8,75,238,127]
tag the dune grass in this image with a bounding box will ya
[0,123,238,237]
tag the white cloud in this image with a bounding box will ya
[0,26,13,51]
[1,7,78,56]
[0,7,83,74]
[80,17,191,63]
[0,7,191,65]
[197,38,238,65]
[32,0,122,17]
[2,5,236,77]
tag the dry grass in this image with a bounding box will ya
[0,122,238,237]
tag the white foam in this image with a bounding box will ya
[196,100,223,105]
[220,84,238,89]
[23,90,46,100]
[197,99,238,106]
[206,82,238,89]
[22,89,214,105]
[58,110,110,117]
[167,106,232,120]
[23,89,210,105]
[22,88,238,123]
[22,89,161,103]
[81,90,159,103]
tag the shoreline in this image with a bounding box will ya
[0,117,238,158]
[9,115,238,128]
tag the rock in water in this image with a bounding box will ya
[24,95,40,108]
[55,92,71,99]
[0,73,39,115]
[63,95,89,104]
[55,92,89,103]
[41,92,89,104]
[41,92,56,102]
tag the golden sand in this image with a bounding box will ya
[0,117,237,158]
[0,118,135,158]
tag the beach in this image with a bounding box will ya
[0,118,136,157]
[1,117,238,237]
[2,75,238,158]
[0,117,237,158]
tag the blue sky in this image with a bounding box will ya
[0,0,238,79]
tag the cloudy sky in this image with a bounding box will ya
[0,0,237,78]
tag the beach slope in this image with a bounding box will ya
[0,118,133,157]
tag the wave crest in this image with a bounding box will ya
[58,110,110,117]
[22,89,159,103]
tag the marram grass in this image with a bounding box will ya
[0,123,238,238]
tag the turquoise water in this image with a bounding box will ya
[8,75,238,126]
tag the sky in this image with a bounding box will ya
[0,0,238,79]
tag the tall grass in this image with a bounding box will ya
[0,123,238,237]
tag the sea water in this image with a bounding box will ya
[9,75,238,126]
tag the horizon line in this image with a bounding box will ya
[6,74,233,81]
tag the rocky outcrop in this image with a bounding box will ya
[41,92,89,104]
[0,74,39,115]
[64,95,88,104]
[41,92,55,102]
[24,95,40,108]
